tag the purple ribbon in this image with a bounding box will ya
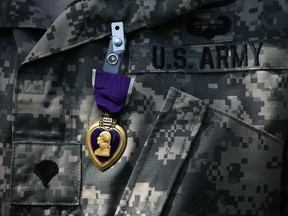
[94,70,133,116]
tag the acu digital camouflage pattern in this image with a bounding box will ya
[1,0,288,215]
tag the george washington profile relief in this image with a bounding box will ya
[94,131,112,157]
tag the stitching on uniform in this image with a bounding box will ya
[139,0,149,28]
[128,43,288,73]
[10,53,21,203]
[127,89,203,213]
[209,106,284,145]
[65,0,86,10]
[87,102,95,127]
[175,89,202,153]
[13,141,79,146]
[23,78,45,95]
[128,67,288,74]
[10,142,81,205]
[122,88,178,214]
[71,94,74,141]
[10,142,17,201]
[76,143,81,204]
[179,108,200,155]
[10,52,28,208]
[150,98,202,213]
[141,90,180,213]
[10,201,79,206]
[22,35,108,65]
[152,89,207,213]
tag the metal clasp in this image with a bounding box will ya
[103,22,126,73]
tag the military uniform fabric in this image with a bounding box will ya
[0,0,288,215]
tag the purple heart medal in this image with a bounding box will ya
[86,22,134,171]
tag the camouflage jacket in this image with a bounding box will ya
[1,0,288,215]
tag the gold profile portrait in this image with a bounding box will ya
[94,131,112,157]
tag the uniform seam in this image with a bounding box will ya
[209,106,283,144]
[179,108,200,155]
[10,141,17,201]
[122,88,203,215]
[13,141,79,145]
[87,101,95,127]
[21,35,107,65]
[9,51,22,211]
[138,0,149,28]
[122,88,178,214]
[10,202,79,205]
[128,67,288,74]
[142,97,179,214]
[151,103,202,214]
[10,142,81,205]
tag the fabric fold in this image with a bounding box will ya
[19,0,209,65]
[114,87,208,216]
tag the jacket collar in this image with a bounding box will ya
[0,0,53,29]
[5,0,208,64]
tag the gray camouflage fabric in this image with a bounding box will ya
[1,0,288,215]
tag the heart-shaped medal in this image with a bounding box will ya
[86,115,126,171]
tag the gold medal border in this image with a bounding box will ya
[86,122,126,171]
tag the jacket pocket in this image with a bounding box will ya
[10,142,81,206]
[162,94,284,215]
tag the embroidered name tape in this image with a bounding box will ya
[128,40,288,73]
